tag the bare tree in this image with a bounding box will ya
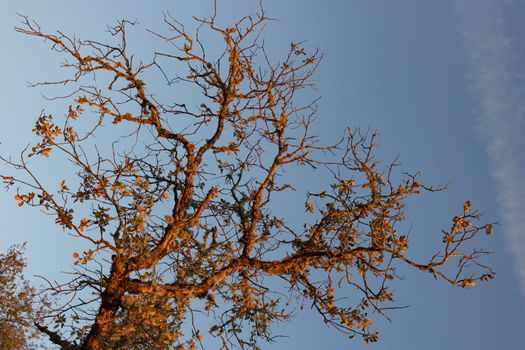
[1,6,494,350]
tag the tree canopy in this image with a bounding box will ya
[0,244,43,350]
[1,5,494,350]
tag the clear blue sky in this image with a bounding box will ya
[1,1,524,349]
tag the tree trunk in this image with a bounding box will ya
[83,259,126,350]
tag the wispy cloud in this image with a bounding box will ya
[455,0,525,294]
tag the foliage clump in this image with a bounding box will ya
[0,245,43,350]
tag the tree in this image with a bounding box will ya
[0,244,42,350]
[1,6,495,350]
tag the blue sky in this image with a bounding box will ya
[0,1,524,349]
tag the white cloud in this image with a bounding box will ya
[455,0,525,294]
